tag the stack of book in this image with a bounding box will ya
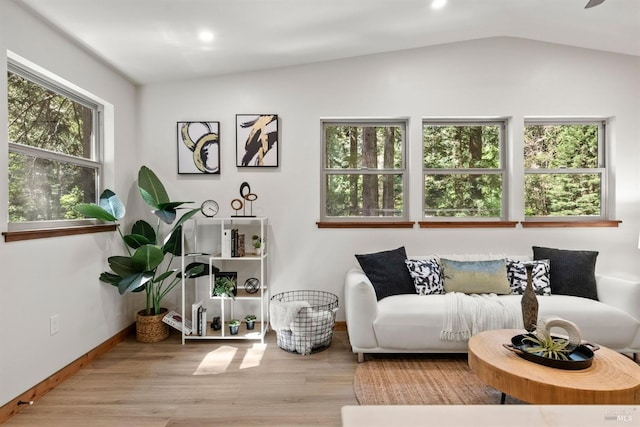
[191,301,208,336]
[222,228,245,257]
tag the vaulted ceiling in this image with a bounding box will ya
[17,0,640,85]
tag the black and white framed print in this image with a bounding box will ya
[177,121,220,174]
[236,114,278,167]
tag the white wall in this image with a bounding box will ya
[138,37,640,318]
[0,1,138,405]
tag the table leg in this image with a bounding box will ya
[500,393,506,404]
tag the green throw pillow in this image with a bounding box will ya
[441,258,511,295]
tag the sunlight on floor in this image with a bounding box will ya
[193,343,268,375]
[240,343,267,370]
[193,345,237,375]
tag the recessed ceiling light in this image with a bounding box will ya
[431,0,447,10]
[198,30,214,43]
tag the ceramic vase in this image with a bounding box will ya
[521,266,539,332]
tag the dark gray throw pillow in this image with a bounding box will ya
[532,246,599,300]
[355,246,416,301]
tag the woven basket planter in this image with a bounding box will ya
[136,308,170,343]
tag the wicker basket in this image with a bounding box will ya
[136,308,170,343]
[270,290,338,355]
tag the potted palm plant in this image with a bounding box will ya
[75,165,213,342]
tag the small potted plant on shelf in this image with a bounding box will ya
[244,314,257,330]
[228,319,241,335]
[251,235,262,255]
[213,276,237,299]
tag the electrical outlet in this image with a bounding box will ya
[50,314,60,335]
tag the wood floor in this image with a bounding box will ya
[5,330,358,426]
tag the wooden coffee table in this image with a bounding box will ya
[468,329,640,404]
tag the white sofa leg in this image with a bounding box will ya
[357,352,365,363]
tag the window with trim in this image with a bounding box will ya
[524,119,606,219]
[7,62,102,230]
[422,119,507,219]
[321,119,408,221]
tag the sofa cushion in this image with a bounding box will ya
[441,258,511,295]
[405,258,444,295]
[532,246,598,300]
[355,246,416,301]
[509,259,551,296]
[506,258,527,294]
[524,259,551,296]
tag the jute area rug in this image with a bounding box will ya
[354,354,523,405]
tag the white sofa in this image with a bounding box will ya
[345,256,640,362]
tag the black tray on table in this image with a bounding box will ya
[503,333,600,370]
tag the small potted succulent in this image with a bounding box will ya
[244,314,257,330]
[228,319,241,335]
[251,235,262,255]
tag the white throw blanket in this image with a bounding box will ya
[269,300,310,330]
[440,292,523,341]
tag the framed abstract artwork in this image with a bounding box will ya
[236,114,279,167]
[177,121,220,174]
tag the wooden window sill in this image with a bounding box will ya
[521,220,621,228]
[418,221,518,228]
[2,224,117,242]
[316,221,415,229]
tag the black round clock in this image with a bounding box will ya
[200,200,219,217]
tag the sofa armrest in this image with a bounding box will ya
[596,274,640,321]
[344,268,378,351]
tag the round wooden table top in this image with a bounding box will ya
[468,329,640,404]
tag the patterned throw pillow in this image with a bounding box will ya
[506,259,528,294]
[523,259,552,296]
[404,258,444,295]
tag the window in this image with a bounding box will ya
[524,119,606,219]
[321,119,408,222]
[422,119,507,220]
[7,61,102,230]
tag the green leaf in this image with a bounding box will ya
[131,220,156,243]
[163,225,182,255]
[99,272,122,285]
[180,262,214,279]
[98,189,125,220]
[108,256,141,277]
[74,189,125,222]
[131,245,164,271]
[154,269,178,283]
[152,206,177,225]
[174,208,200,229]
[74,203,118,222]
[138,166,169,207]
[123,234,152,249]
[118,272,153,295]
[158,201,189,211]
